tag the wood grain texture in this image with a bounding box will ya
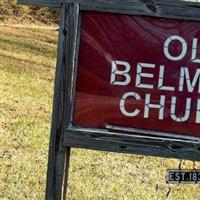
[63,127,200,161]
[61,5,200,162]
[45,3,80,200]
[62,0,200,21]
[45,5,68,200]
[18,0,200,21]
[18,0,59,7]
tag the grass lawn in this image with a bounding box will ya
[0,25,200,200]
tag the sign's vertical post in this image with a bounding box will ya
[45,4,69,200]
[45,3,80,199]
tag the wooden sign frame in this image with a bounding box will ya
[18,0,200,199]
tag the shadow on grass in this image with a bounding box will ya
[0,53,55,79]
[2,25,58,44]
[0,37,56,57]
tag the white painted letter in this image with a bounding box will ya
[196,99,200,123]
[164,35,187,61]
[192,38,200,63]
[179,67,200,93]
[144,94,165,120]
[158,65,175,91]
[110,60,131,86]
[136,63,155,89]
[170,97,191,122]
[120,92,141,117]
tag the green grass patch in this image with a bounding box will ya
[0,25,200,200]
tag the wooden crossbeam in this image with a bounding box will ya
[18,0,60,7]
[18,0,200,21]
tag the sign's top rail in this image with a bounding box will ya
[18,0,200,21]
[18,0,59,7]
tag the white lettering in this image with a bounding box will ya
[158,65,175,91]
[144,94,165,120]
[119,92,141,117]
[170,97,191,122]
[136,63,155,89]
[110,60,131,86]
[192,38,200,63]
[179,67,200,93]
[164,35,187,61]
[196,99,200,123]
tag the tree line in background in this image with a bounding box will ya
[0,0,59,24]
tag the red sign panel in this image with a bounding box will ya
[73,11,200,137]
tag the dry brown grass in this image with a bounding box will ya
[1,23,200,200]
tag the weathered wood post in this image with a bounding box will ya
[45,4,70,199]
[45,3,79,199]
[19,1,79,199]
[18,0,200,199]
